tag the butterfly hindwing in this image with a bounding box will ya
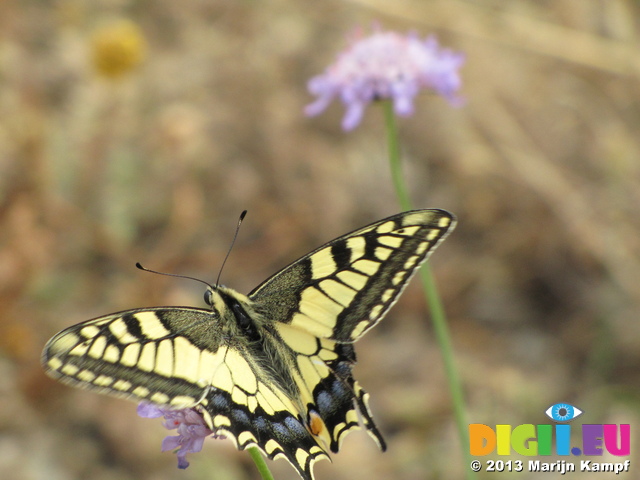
[42,209,456,480]
[272,322,386,454]
[200,386,330,479]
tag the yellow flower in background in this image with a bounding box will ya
[91,20,146,78]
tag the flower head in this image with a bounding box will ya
[137,402,219,469]
[91,20,147,79]
[305,29,465,130]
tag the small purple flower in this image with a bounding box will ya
[305,28,465,130]
[137,402,218,469]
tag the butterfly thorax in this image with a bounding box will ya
[205,285,310,409]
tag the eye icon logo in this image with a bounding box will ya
[545,403,583,422]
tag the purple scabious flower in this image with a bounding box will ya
[305,29,465,130]
[137,402,219,469]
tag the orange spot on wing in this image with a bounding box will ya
[309,410,325,436]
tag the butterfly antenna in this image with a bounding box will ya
[215,210,247,287]
[135,262,214,290]
[135,211,247,289]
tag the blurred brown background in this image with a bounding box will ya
[1,1,638,479]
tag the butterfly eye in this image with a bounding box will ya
[545,403,583,422]
[204,289,214,306]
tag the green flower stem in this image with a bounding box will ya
[385,103,412,212]
[382,101,473,479]
[248,447,275,480]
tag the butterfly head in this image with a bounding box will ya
[203,286,219,310]
[204,285,263,343]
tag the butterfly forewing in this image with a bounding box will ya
[42,209,456,480]
[250,209,455,341]
[42,307,229,408]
